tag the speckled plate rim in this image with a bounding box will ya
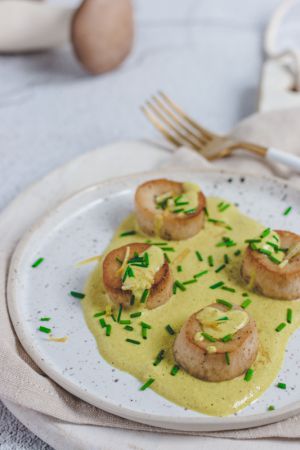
[7,167,300,432]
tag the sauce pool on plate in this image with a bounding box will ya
[81,197,300,416]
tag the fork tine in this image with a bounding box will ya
[145,100,204,151]
[151,94,207,146]
[158,91,215,141]
[141,105,183,148]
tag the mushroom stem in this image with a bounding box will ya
[0,1,73,52]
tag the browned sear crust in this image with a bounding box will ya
[135,178,206,241]
[173,303,258,382]
[241,230,300,300]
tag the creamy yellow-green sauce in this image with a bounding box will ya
[82,197,300,416]
[121,245,164,301]
[196,306,248,340]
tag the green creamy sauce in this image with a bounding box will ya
[82,197,300,416]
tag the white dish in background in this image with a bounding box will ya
[7,169,300,432]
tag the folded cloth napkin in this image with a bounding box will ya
[1,107,300,439]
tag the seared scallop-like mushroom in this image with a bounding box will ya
[135,178,206,241]
[102,243,173,309]
[173,303,258,382]
[241,230,300,300]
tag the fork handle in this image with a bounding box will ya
[266,147,300,173]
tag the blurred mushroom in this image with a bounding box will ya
[0,0,134,74]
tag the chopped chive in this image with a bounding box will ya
[94,311,106,318]
[241,299,252,309]
[144,252,149,267]
[287,308,293,324]
[242,292,248,297]
[258,248,272,257]
[150,242,168,246]
[124,325,133,331]
[266,241,279,251]
[208,255,214,267]
[32,257,44,268]
[244,368,254,381]
[216,237,236,248]
[204,207,209,217]
[195,251,203,262]
[111,314,116,322]
[119,319,131,325]
[141,322,151,329]
[173,283,177,295]
[130,312,142,318]
[116,257,123,265]
[172,208,184,214]
[221,286,236,293]
[38,326,51,334]
[234,249,241,256]
[105,324,112,336]
[219,203,230,212]
[165,324,175,335]
[268,405,275,411]
[127,266,134,278]
[245,238,261,244]
[140,378,155,391]
[142,327,148,339]
[216,299,233,309]
[117,304,123,323]
[208,218,224,224]
[182,279,197,285]
[140,289,150,304]
[175,201,189,206]
[202,332,216,342]
[170,365,180,376]
[221,334,233,343]
[174,194,183,204]
[277,382,286,389]
[275,322,286,332]
[225,352,230,365]
[260,228,271,238]
[268,254,281,265]
[153,349,165,366]
[99,318,107,328]
[185,208,197,214]
[215,263,226,273]
[70,291,85,299]
[122,265,135,282]
[126,338,140,345]
[217,316,229,321]
[40,317,51,322]
[174,280,186,291]
[177,265,183,272]
[194,270,209,279]
[209,281,224,290]
[283,206,292,216]
[130,295,135,306]
[164,252,171,263]
[224,254,229,264]
[160,247,175,252]
[120,230,136,237]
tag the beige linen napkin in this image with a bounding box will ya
[1,108,300,439]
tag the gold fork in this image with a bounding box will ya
[141,91,300,172]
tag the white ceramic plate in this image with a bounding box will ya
[7,169,300,432]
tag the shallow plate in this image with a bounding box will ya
[7,169,300,432]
